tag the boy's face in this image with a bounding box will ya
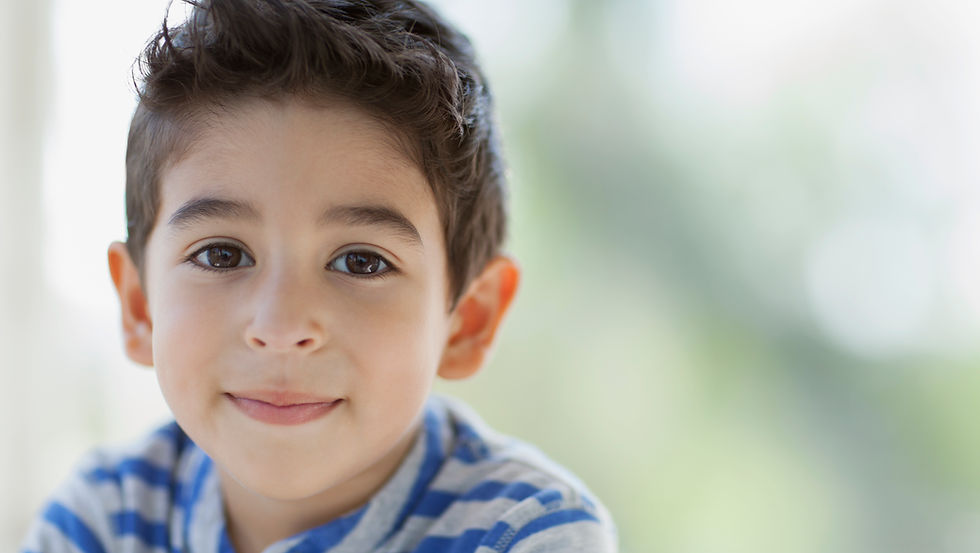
[129,99,455,506]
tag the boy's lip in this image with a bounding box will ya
[226,390,341,406]
[225,391,343,425]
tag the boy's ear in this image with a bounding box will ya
[108,241,154,367]
[438,256,520,380]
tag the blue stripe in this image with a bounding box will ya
[218,526,235,553]
[88,459,172,488]
[409,528,487,553]
[451,421,490,464]
[502,509,599,552]
[415,481,555,519]
[112,511,169,549]
[286,506,366,553]
[483,521,515,550]
[181,452,213,549]
[462,481,540,502]
[43,502,108,553]
[415,490,456,517]
[533,488,562,508]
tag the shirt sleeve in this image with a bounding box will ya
[19,457,117,553]
[478,488,618,553]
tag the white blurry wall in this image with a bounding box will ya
[2,0,50,545]
[1,1,174,549]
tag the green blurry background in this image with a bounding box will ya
[4,1,980,552]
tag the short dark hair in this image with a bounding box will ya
[126,0,507,303]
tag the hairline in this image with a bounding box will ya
[158,93,426,180]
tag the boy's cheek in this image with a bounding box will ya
[345,293,450,370]
[149,287,231,382]
[151,275,237,326]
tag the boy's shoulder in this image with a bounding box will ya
[20,421,219,553]
[381,395,618,552]
[429,395,601,507]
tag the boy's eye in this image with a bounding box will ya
[328,250,391,276]
[190,244,255,270]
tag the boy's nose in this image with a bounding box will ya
[246,330,323,352]
[244,276,326,353]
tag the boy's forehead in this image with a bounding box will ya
[180,97,420,172]
[152,98,440,240]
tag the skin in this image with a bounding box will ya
[108,98,519,553]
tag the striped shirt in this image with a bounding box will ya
[20,396,616,553]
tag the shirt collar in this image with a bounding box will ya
[178,398,451,553]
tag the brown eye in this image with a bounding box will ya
[191,243,255,270]
[346,252,380,273]
[328,250,391,276]
[208,246,241,267]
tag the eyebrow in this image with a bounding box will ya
[167,196,422,245]
[168,197,260,229]
[320,204,422,245]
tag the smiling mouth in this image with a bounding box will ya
[225,392,343,426]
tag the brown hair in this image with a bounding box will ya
[125,0,507,303]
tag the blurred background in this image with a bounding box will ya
[4,0,980,551]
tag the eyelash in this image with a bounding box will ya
[184,242,397,279]
[185,241,255,273]
[327,249,397,279]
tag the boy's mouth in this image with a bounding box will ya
[225,391,343,426]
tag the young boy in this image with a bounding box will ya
[21,1,616,552]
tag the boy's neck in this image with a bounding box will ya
[218,423,421,553]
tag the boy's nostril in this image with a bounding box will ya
[247,334,317,350]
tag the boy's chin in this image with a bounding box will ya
[220,462,351,504]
